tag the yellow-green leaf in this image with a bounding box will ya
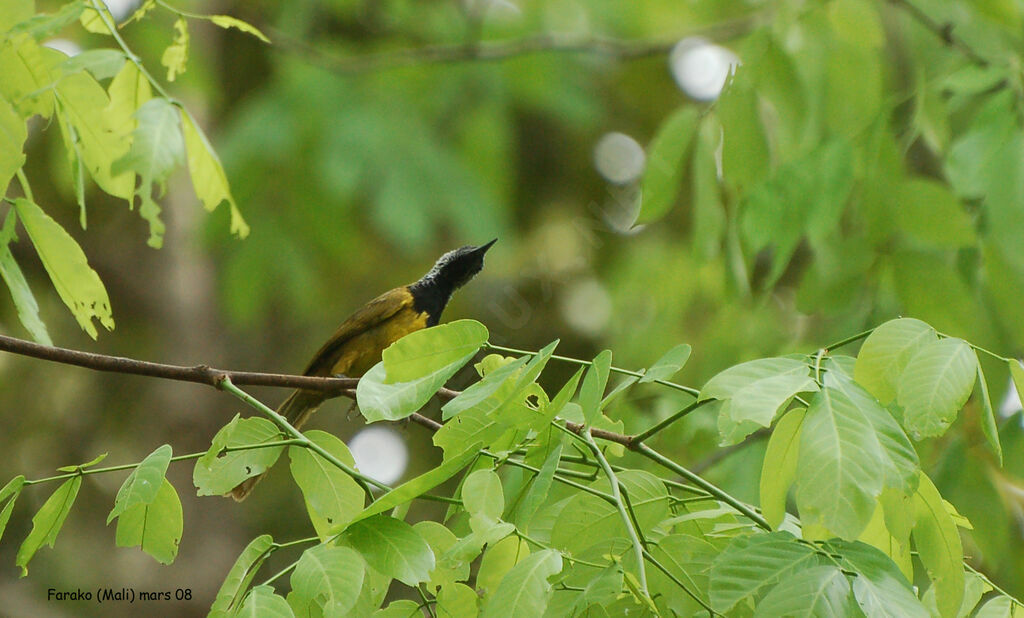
[114,479,182,564]
[0,34,61,118]
[55,71,133,199]
[209,15,270,43]
[79,5,113,34]
[12,198,114,338]
[0,96,26,195]
[15,476,82,576]
[912,472,964,618]
[180,109,249,237]
[161,17,188,82]
[760,408,805,528]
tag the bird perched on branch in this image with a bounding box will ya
[231,239,496,500]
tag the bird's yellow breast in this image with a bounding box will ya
[328,308,430,377]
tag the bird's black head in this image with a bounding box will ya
[420,238,496,291]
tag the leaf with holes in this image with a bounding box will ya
[114,479,182,564]
[193,415,285,496]
[289,430,364,536]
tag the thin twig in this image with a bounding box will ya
[267,15,760,76]
[582,428,651,600]
[887,0,988,66]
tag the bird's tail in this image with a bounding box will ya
[229,389,326,501]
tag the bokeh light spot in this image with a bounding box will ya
[348,426,409,486]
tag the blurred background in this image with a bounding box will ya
[2,0,1024,615]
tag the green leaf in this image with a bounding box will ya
[343,515,435,586]
[442,356,528,421]
[110,97,184,248]
[239,585,294,618]
[640,344,691,383]
[161,17,188,81]
[709,531,822,614]
[754,565,856,617]
[823,368,920,494]
[480,549,561,618]
[193,415,285,496]
[437,582,478,618]
[0,34,61,118]
[912,473,964,618]
[208,534,275,618]
[827,0,884,48]
[355,445,480,522]
[1011,360,1024,411]
[796,387,886,539]
[974,596,1021,618]
[180,109,248,237]
[79,4,113,34]
[825,40,882,135]
[383,319,488,382]
[551,470,669,556]
[829,539,928,618]
[636,106,699,225]
[975,359,1003,465]
[0,96,26,196]
[691,117,726,259]
[977,130,1024,271]
[359,321,487,422]
[60,49,126,81]
[760,408,805,528]
[718,67,770,192]
[114,478,182,564]
[433,404,509,459]
[289,430,364,536]
[0,0,34,31]
[854,318,938,405]
[514,442,562,530]
[373,600,421,617]
[107,444,172,523]
[701,357,818,444]
[209,15,270,42]
[476,535,531,596]
[894,178,976,249]
[578,350,611,424]
[12,198,114,338]
[55,70,133,198]
[0,475,25,543]
[287,544,365,616]
[414,520,470,591]
[897,338,978,440]
[462,469,504,527]
[15,476,82,576]
[0,212,52,345]
[648,533,717,612]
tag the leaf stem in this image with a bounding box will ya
[582,428,650,600]
[15,169,34,203]
[632,398,709,444]
[484,342,700,396]
[642,548,719,616]
[219,377,384,499]
[23,440,304,486]
[88,0,175,101]
[633,442,771,531]
[823,328,873,352]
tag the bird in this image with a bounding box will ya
[230,239,496,500]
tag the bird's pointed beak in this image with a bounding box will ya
[475,238,498,254]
